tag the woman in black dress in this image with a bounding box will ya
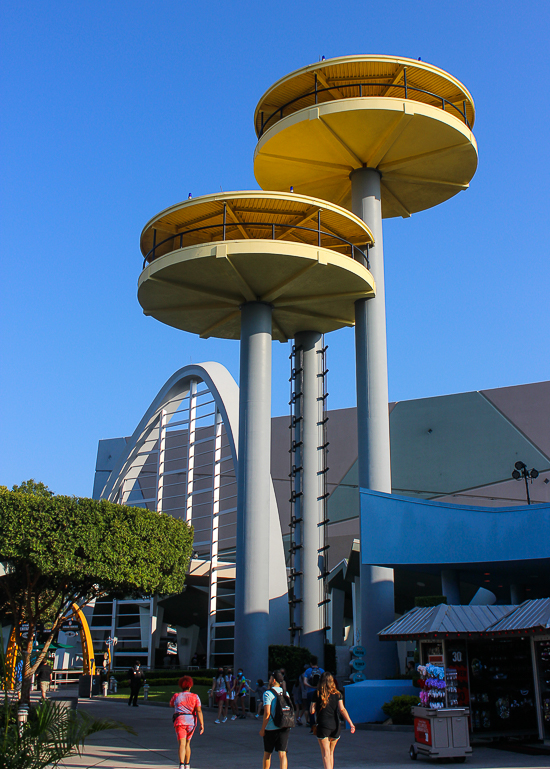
[310,672,355,769]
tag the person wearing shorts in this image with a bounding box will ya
[212,667,227,723]
[310,672,354,769]
[170,675,204,769]
[260,671,290,769]
[36,660,52,700]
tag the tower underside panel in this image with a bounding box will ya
[138,240,375,341]
[254,98,478,217]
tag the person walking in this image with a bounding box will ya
[304,656,324,732]
[234,667,253,718]
[35,659,52,700]
[225,667,238,719]
[128,661,146,707]
[170,675,204,769]
[259,670,293,769]
[212,667,228,723]
[254,678,268,718]
[310,672,355,769]
[291,678,303,725]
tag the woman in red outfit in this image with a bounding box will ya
[170,676,204,769]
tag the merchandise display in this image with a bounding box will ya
[417,664,447,709]
[468,639,536,735]
[534,639,550,738]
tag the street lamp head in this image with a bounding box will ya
[515,460,526,471]
[530,468,539,479]
[512,469,521,480]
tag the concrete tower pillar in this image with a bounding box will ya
[234,301,273,682]
[351,167,397,678]
[441,569,461,605]
[294,330,325,662]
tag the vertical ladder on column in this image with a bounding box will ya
[288,343,303,641]
[318,340,330,636]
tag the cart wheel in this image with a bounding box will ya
[409,745,418,760]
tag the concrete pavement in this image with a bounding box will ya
[56,697,550,769]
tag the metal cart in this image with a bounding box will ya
[410,706,472,762]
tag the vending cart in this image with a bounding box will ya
[410,706,471,762]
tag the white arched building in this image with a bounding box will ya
[92,362,288,669]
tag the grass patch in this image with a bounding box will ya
[110,683,210,706]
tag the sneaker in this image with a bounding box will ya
[214,719,220,724]
[231,715,238,720]
[255,713,259,718]
[297,716,302,724]
[222,716,227,723]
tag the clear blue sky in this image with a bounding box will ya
[1,1,548,497]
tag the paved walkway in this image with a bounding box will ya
[57,698,550,769]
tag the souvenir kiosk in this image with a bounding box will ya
[379,600,550,744]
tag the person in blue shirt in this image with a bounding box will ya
[303,656,324,732]
[259,671,290,769]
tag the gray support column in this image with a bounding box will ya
[351,167,397,678]
[234,301,273,683]
[441,569,461,605]
[295,330,325,662]
[510,584,524,605]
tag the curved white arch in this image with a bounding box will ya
[98,362,288,657]
[101,362,239,502]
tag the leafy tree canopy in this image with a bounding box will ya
[10,479,54,498]
[0,489,194,701]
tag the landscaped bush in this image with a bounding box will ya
[381,694,420,725]
[111,669,216,686]
[268,645,312,683]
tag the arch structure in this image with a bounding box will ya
[98,362,288,666]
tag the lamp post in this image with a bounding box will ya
[512,461,539,505]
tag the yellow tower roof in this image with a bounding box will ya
[253,55,478,218]
[138,191,375,342]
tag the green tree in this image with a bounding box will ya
[0,489,194,703]
[11,479,54,498]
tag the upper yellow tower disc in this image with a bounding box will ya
[253,55,478,218]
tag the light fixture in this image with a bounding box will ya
[511,460,539,504]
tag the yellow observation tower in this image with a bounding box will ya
[137,55,477,680]
[138,189,375,676]
[253,55,477,677]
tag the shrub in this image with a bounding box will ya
[268,645,312,683]
[414,595,447,607]
[381,694,420,724]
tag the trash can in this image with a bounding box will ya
[410,706,472,762]
[78,674,101,698]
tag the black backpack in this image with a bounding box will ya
[308,668,321,687]
[270,688,296,728]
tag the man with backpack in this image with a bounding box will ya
[259,670,295,769]
[303,656,324,733]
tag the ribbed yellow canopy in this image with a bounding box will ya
[254,55,475,136]
[138,192,376,342]
[253,56,478,218]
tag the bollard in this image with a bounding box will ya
[17,705,29,736]
[102,681,109,697]
[143,683,149,701]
